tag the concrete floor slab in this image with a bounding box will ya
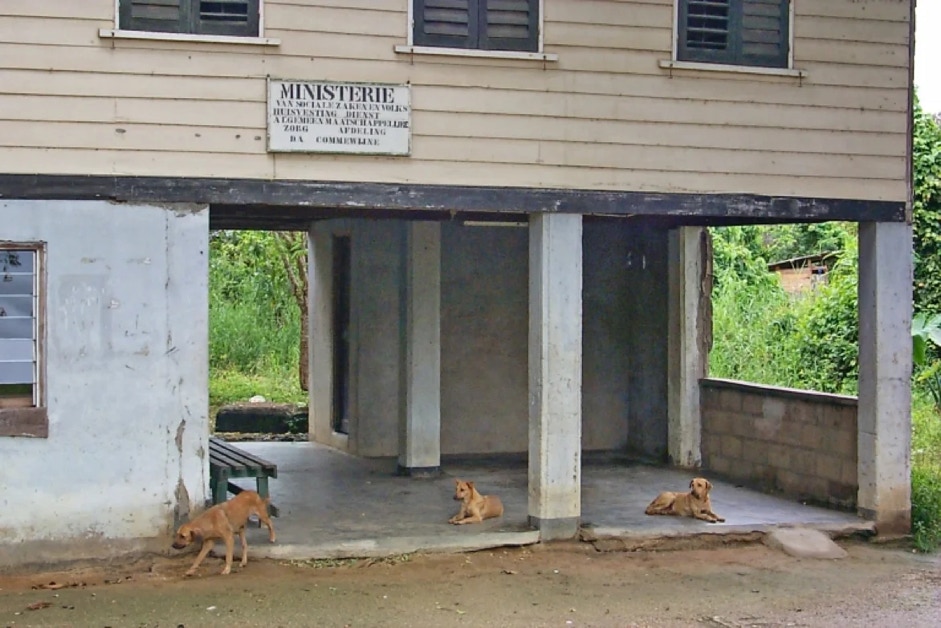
[225,441,872,560]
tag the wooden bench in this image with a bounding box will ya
[208,437,280,517]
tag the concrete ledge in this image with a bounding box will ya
[0,536,167,573]
[244,531,542,560]
[701,378,858,407]
[529,516,580,541]
[581,520,876,551]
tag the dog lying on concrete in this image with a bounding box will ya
[644,477,725,523]
[172,490,276,576]
[448,479,504,525]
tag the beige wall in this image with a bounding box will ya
[0,0,910,201]
[701,379,858,509]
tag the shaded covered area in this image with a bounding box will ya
[228,441,869,560]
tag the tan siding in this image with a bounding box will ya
[0,0,912,204]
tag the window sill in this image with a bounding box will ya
[394,45,558,62]
[0,407,48,438]
[658,59,805,79]
[99,29,281,47]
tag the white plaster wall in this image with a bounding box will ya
[0,200,208,560]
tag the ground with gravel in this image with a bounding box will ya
[1,539,939,627]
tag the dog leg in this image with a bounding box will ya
[185,540,215,576]
[220,532,235,575]
[238,528,249,567]
[257,509,277,543]
[449,505,468,524]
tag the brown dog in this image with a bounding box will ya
[644,477,725,523]
[172,490,276,576]
[448,479,504,525]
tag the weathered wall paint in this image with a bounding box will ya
[0,200,208,566]
[343,219,668,458]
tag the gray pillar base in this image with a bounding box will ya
[858,506,910,536]
[529,516,580,541]
[396,465,441,479]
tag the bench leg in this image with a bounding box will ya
[255,476,278,518]
[213,472,229,505]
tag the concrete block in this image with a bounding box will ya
[721,434,743,459]
[816,454,844,482]
[764,528,848,559]
[742,439,769,464]
[830,428,857,460]
[841,459,858,485]
[790,449,817,475]
[702,408,730,434]
[754,416,782,440]
[800,424,823,450]
[768,444,790,469]
[790,402,815,425]
[720,389,743,412]
[762,397,787,421]
[741,392,764,415]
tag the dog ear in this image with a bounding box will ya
[706,480,713,491]
[191,529,203,543]
[689,479,695,490]
[467,481,475,490]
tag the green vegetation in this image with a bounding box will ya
[209,231,307,416]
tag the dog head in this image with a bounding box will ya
[453,479,476,502]
[171,523,202,550]
[688,477,713,499]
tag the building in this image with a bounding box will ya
[0,0,914,565]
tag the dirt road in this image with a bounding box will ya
[1,539,938,627]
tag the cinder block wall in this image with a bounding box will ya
[700,378,858,508]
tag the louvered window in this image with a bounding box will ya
[414,0,539,53]
[119,0,260,37]
[678,0,789,68]
[1,245,47,438]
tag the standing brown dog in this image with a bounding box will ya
[448,479,504,525]
[172,490,276,576]
[644,477,725,523]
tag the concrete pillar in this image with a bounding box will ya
[308,225,336,447]
[397,222,442,476]
[857,221,913,535]
[666,227,711,467]
[528,213,582,540]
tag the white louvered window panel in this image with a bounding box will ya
[0,249,38,408]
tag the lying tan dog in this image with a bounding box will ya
[644,477,725,523]
[172,490,276,576]
[448,479,504,525]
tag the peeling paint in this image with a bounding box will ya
[175,419,186,453]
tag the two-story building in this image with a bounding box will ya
[0,0,914,566]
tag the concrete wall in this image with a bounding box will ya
[343,219,669,458]
[701,378,857,509]
[0,200,209,567]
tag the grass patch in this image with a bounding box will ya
[912,392,941,552]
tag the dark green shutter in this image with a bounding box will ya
[197,1,259,37]
[678,0,788,68]
[414,0,475,49]
[120,0,187,33]
[739,0,789,68]
[481,0,538,52]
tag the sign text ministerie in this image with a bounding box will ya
[267,80,411,154]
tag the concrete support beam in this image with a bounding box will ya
[528,213,582,540]
[308,225,336,448]
[397,222,442,476]
[857,222,913,535]
[667,227,711,468]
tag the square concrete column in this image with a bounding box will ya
[857,221,913,535]
[528,213,582,540]
[667,227,711,467]
[308,224,337,448]
[397,221,442,476]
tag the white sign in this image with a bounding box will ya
[267,79,411,155]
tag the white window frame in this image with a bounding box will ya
[394,0,558,62]
[0,242,47,438]
[99,0,280,47]
[660,0,802,78]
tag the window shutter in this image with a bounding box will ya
[679,0,788,68]
[739,0,789,68]
[197,0,259,37]
[120,0,187,33]
[414,0,476,49]
[680,0,731,60]
[481,0,538,52]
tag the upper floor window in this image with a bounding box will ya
[413,0,539,53]
[119,0,260,37]
[678,0,790,68]
[0,245,47,438]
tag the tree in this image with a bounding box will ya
[914,96,941,314]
